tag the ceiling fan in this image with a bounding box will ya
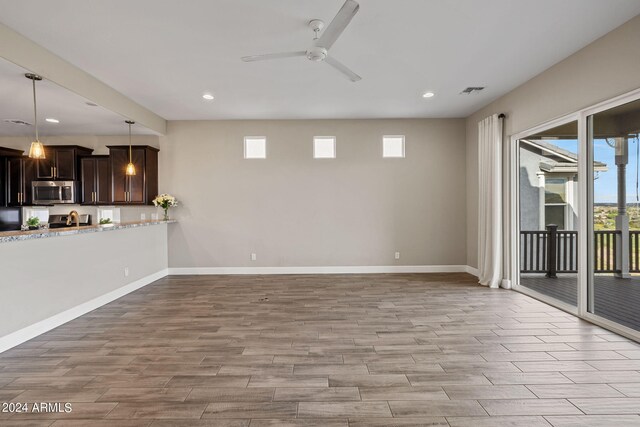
[241,0,362,82]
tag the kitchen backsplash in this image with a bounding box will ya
[22,204,160,225]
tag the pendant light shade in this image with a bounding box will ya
[26,73,46,160]
[28,140,45,159]
[125,161,136,176]
[125,120,136,176]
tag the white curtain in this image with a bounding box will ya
[478,114,503,288]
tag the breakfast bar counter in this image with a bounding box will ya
[0,219,176,243]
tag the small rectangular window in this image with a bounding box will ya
[244,136,267,159]
[545,205,566,230]
[313,136,336,159]
[544,177,567,229]
[383,135,405,158]
[545,178,567,204]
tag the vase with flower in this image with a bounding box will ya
[152,193,178,221]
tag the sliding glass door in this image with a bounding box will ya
[512,90,640,340]
[517,121,579,307]
[588,98,640,332]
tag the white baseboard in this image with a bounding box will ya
[168,265,476,275]
[0,268,168,354]
[465,266,479,277]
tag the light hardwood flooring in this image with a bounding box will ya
[1,273,640,426]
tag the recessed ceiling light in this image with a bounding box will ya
[202,93,214,100]
[45,118,60,123]
[422,91,435,98]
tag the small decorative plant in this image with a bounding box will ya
[26,216,40,230]
[99,218,112,225]
[152,193,178,221]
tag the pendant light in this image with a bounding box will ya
[125,120,136,176]
[25,73,46,159]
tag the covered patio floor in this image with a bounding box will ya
[520,274,640,331]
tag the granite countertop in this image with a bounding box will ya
[0,220,176,243]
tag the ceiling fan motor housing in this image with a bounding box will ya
[308,19,325,33]
[306,47,328,62]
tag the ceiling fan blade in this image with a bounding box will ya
[316,0,359,50]
[241,51,306,62]
[325,56,361,82]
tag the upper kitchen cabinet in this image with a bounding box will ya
[80,156,110,205]
[36,145,93,180]
[0,147,25,207]
[108,145,159,205]
[6,156,36,206]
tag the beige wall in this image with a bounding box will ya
[160,119,467,268]
[466,15,640,268]
[0,224,168,338]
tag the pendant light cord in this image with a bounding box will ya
[129,122,132,163]
[32,78,39,141]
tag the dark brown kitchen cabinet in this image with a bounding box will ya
[108,145,159,205]
[81,156,110,205]
[36,145,93,180]
[0,147,25,207]
[7,156,36,206]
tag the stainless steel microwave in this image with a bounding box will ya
[32,181,76,205]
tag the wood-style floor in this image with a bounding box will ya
[1,273,640,426]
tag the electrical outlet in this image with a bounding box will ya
[395,252,400,260]
[251,253,257,261]
[124,267,129,277]
[141,213,146,220]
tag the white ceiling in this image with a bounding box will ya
[0,0,639,122]
[0,59,156,136]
